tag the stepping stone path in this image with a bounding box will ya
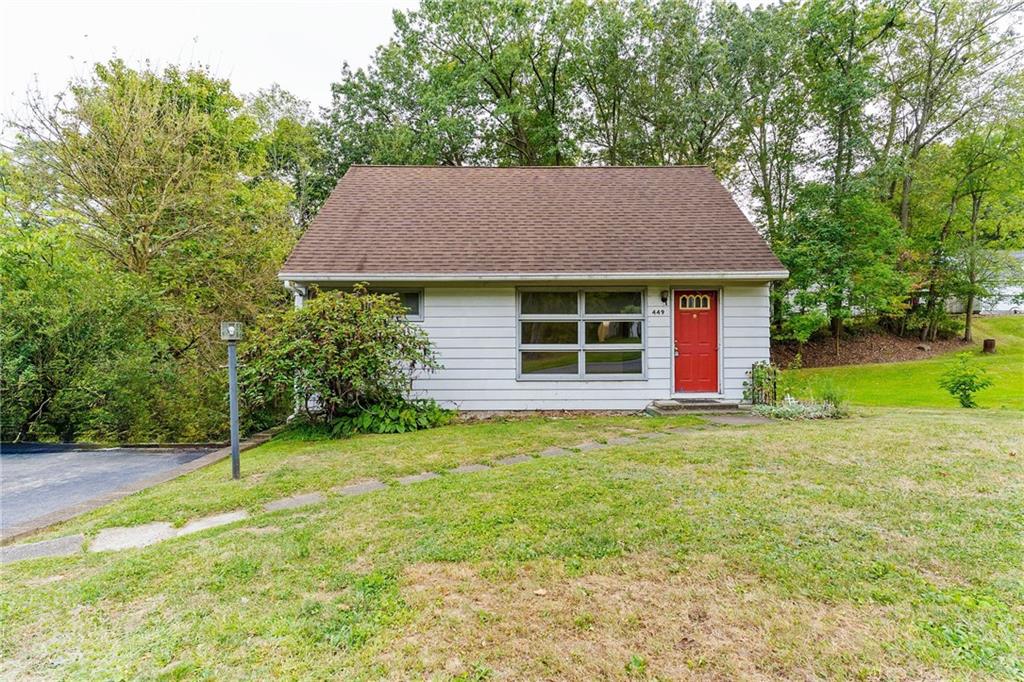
[177,511,250,537]
[450,464,491,474]
[263,492,326,512]
[1,534,84,564]
[333,479,386,496]
[91,522,176,552]
[397,472,440,485]
[494,455,532,466]
[705,414,772,426]
[3,417,775,564]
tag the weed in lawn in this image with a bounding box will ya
[625,654,647,676]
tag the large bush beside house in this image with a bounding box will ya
[240,286,445,432]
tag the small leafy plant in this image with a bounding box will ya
[813,377,848,410]
[329,399,453,436]
[938,352,992,408]
[744,361,780,405]
[753,395,847,420]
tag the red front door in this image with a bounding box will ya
[674,290,718,393]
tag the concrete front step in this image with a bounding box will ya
[645,399,747,416]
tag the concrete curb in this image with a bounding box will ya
[0,427,282,546]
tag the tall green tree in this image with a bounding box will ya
[247,85,324,228]
[911,117,1024,341]
[3,61,296,441]
[570,0,647,165]
[1,158,158,441]
[877,0,1022,231]
[635,0,756,172]
[779,182,909,347]
[740,3,808,240]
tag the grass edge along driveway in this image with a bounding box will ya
[2,408,1022,680]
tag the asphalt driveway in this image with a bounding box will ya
[1,444,215,538]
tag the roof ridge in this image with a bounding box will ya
[348,164,713,170]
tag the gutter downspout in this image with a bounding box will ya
[282,279,307,310]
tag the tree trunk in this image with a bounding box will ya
[899,174,912,230]
[964,295,975,342]
[830,315,842,356]
[963,193,981,344]
[919,285,937,341]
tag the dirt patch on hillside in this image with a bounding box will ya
[773,332,971,369]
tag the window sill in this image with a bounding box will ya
[516,374,648,382]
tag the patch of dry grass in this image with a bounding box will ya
[386,554,916,681]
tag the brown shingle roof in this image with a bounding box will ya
[280,165,786,280]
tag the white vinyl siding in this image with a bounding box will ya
[395,281,771,410]
[719,284,772,400]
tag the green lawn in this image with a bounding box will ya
[785,315,1024,409]
[2,409,1022,679]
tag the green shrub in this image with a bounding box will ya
[779,309,829,347]
[241,284,442,423]
[329,399,453,436]
[938,352,992,408]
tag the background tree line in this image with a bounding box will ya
[2,0,1022,442]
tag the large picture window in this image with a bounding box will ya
[518,289,645,380]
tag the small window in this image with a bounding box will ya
[371,288,424,320]
[518,288,645,380]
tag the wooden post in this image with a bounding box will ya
[983,338,996,354]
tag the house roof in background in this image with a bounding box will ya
[280,165,787,281]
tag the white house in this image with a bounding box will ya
[279,166,787,411]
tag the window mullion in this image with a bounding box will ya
[578,316,584,379]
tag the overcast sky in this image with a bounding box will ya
[1,0,419,119]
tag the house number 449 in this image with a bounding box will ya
[650,307,668,316]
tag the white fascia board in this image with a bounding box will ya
[278,270,789,282]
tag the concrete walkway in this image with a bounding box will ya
[1,415,772,565]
